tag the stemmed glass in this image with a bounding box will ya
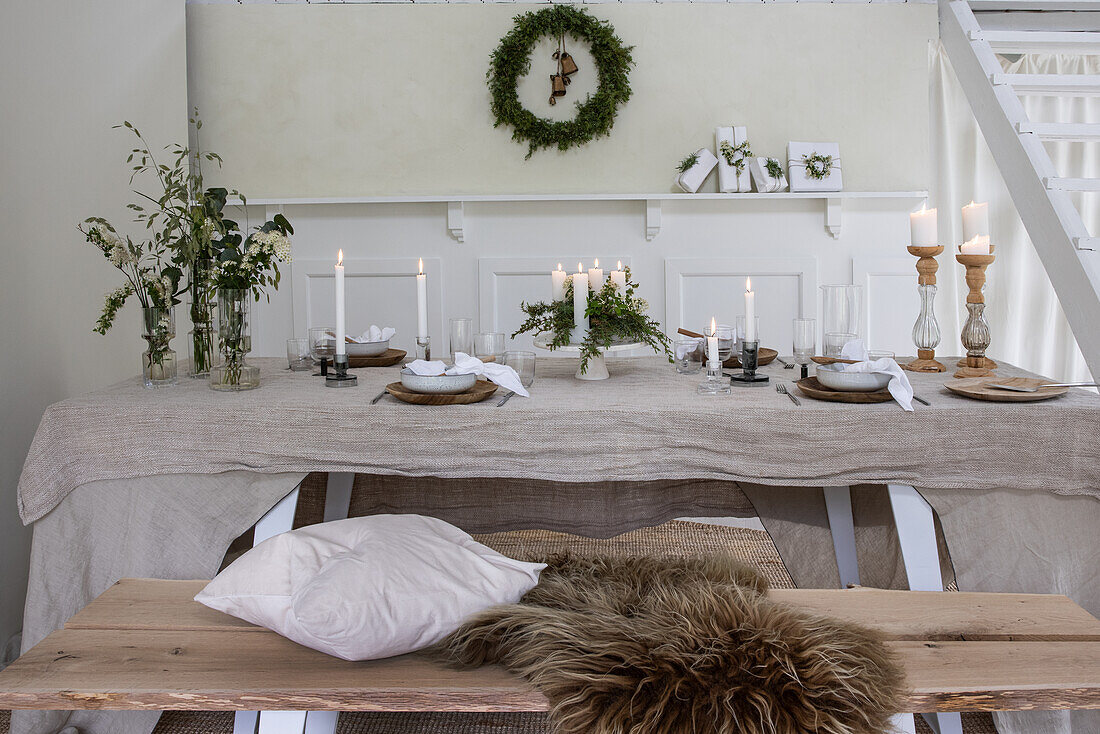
[793,318,815,379]
[309,326,336,376]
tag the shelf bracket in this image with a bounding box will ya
[824,197,842,240]
[447,201,464,243]
[645,199,662,241]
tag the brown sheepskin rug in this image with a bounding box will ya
[436,554,905,734]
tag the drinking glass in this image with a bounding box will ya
[286,338,312,371]
[308,326,336,364]
[473,332,505,362]
[449,318,473,362]
[674,338,703,374]
[821,284,863,357]
[868,349,895,362]
[503,351,536,388]
[714,326,734,363]
[792,318,816,365]
[735,316,761,349]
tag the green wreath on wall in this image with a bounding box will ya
[487,6,634,159]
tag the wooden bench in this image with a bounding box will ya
[1,579,1098,734]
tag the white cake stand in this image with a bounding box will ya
[533,340,643,380]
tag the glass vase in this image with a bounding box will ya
[912,283,942,354]
[210,288,260,391]
[142,306,177,389]
[187,258,217,378]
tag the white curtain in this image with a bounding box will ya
[930,46,1098,383]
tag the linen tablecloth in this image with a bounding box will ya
[14,357,1100,734]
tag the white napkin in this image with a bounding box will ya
[406,352,529,398]
[350,325,395,343]
[838,340,913,412]
[675,337,703,360]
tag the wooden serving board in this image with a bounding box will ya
[945,377,1068,403]
[796,376,894,404]
[385,379,497,405]
[724,347,778,369]
[812,356,859,366]
[348,349,406,368]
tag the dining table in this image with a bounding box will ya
[12,356,1100,734]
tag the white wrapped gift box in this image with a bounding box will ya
[715,126,751,193]
[674,147,719,194]
[787,141,842,192]
[749,157,788,193]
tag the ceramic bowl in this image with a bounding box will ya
[815,364,891,392]
[346,338,390,357]
[399,368,477,395]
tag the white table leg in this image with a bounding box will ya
[323,472,354,523]
[256,711,307,733]
[233,711,259,734]
[888,712,917,734]
[823,486,861,588]
[887,484,963,734]
[304,711,339,733]
[253,487,301,545]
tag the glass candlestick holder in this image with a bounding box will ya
[416,336,432,361]
[731,340,770,386]
[903,245,948,373]
[955,249,997,378]
[325,353,358,388]
[696,360,731,395]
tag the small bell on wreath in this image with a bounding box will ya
[549,74,567,105]
[557,50,579,78]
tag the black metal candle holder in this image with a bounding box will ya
[325,354,358,388]
[731,340,770,386]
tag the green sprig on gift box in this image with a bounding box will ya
[677,153,700,174]
[719,140,752,173]
[512,267,672,374]
[802,153,834,181]
[765,157,784,180]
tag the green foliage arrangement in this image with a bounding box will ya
[487,6,633,159]
[719,140,752,173]
[802,153,835,181]
[677,152,700,174]
[765,157,784,180]
[512,267,671,374]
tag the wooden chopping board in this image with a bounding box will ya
[385,379,498,405]
[796,376,894,404]
[945,377,1068,403]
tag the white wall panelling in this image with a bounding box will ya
[665,257,818,352]
[479,257,633,353]
[291,257,444,357]
[852,257,922,356]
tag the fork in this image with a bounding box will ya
[370,390,388,404]
[776,383,801,406]
[497,390,516,407]
[988,381,1099,392]
[776,356,795,369]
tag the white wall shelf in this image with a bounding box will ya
[246,191,927,243]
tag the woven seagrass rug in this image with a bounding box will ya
[0,521,994,734]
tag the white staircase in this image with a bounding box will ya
[940,0,1100,378]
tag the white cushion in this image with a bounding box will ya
[195,514,545,661]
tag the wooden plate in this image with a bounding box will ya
[724,347,778,369]
[348,349,406,368]
[811,356,858,366]
[795,376,894,403]
[385,379,498,405]
[945,377,1068,403]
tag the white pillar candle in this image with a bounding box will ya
[960,235,991,255]
[588,259,604,291]
[416,257,428,339]
[961,201,989,243]
[707,316,719,364]
[909,205,938,246]
[744,277,756,342]
[335,249,346,356]
[572,263,589,341]
[551,263,567,301]
[610,260,626,291]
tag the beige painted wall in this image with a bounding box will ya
[187,3,937,197]
[0,0,187,651]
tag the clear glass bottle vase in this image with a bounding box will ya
[142,306,177,389]
[188,258,217,378]
[911,284,941,353]
[210,288,260,391]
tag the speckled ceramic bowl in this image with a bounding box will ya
[815,364,891,392]
[346,338,390,357]
[399,368,477,395]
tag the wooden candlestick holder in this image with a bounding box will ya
[903,245,947,373]
[954,248,996,379]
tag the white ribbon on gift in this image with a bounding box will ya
[787,156,843,177]
[405,352,529,397]
[839,339,914,412]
